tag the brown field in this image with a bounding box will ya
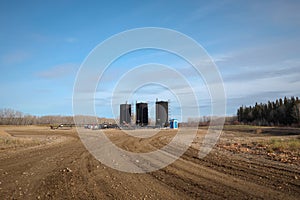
[0,125,299,199]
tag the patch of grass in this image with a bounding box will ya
[0,136,44,149]
[267,138,300,152]
[224,125,259,129]
[224,125,266,131]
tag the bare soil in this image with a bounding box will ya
[0,126,299,199]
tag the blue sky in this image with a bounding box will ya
[1,0,300,120]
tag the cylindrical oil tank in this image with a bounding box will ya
[120,103,131,125]
[156,100,168,127]
[136,102,148,126]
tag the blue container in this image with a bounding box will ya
[170,119,178,129]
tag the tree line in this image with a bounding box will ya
[237,96,300,126]
[0,108,115,125]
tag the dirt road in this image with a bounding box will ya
[0,126,299,199]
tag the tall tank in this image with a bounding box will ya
[120,103,131,125]
[136,102,148,126]
[156,100,168,127]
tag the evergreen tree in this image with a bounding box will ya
[237,97,300,126]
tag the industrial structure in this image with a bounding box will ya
[119,103,132,125]
[119,99,172,128]
[136,102,148,126]
[155,99,169,127]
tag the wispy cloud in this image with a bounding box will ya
[216,37,300,67]
[223,65,300,83]
[185,1,229,23]
[1,51,31,65]
[224,74,300,103]
[36,63,78,79]
[65,37,78,43]
[251,1,300,27]
[30,33,51,43]
[214,37,300,83]
[30,33,78,44]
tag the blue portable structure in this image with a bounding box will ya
[170,119,178,129]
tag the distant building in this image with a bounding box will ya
[120,103,131,125]
[156,100,168,127]
[136,102,148,126]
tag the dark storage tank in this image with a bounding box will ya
[136,102,148,126]
[120,103,131,125]
[155,100,168,127]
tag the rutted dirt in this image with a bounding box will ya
[0,126,299,199]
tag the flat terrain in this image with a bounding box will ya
[0,125,299,199]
